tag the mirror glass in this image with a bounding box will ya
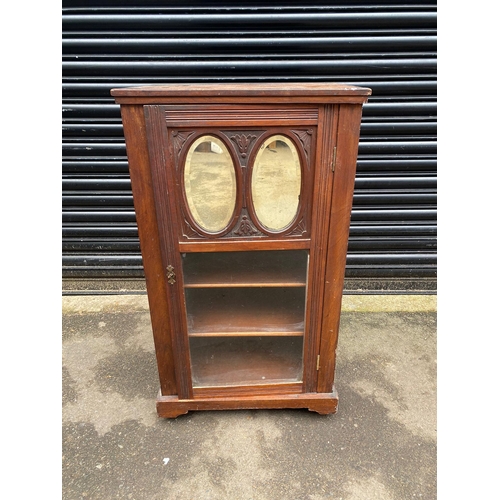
[184,136,237,233]
[251,135,302,231]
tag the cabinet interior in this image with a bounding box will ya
[183,250,308,387]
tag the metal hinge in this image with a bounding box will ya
[331,147,337,172]
[316,355,320,371]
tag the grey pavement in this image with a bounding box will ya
[62,294,437,500]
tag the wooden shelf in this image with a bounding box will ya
[189,336,303,387]
[185,287,306,336]
[188,331,302,337]
[182,250,308,288]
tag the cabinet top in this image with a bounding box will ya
[111,82,371,104]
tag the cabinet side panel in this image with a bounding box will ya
[317,103,364,393]
[119,105,177,395]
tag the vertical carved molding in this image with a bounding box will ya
[303,105,337,393]
[145,106,193,399]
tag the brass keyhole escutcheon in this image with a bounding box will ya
[166,265,176,284]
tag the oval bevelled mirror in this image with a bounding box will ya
[184,135,237,233]
[251,135,302,232]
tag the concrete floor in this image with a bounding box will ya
[62,294,436,500]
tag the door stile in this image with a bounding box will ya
[144,105,193,400]
[302,104,339,393]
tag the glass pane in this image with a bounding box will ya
[189,336,303,387]
[182,250,308,288]
[184,135,237,233]
[182,250,309,388]
[251,135,301,231]
[185,287,306,336]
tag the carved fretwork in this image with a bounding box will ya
[182,219,202,239]
[229,133,257,158]
[233,216,260,237]
[291,129,313,165]
[287,217,307,236]
[222,130,265,166]
[172,130,195,166]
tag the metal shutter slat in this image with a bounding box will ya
[62,2,437,290]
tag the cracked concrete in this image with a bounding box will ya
[62,295,436,499]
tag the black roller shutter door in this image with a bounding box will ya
[62,1,437,294]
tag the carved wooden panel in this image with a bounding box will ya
[161,104,319,126]
[170,126,315,240]
[222,130,266,167]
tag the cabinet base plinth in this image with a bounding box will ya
[156,389,339,418]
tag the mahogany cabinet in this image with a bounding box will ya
[111,83,371,418]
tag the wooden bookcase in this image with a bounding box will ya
[111,83,371,417]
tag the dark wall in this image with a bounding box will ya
[62,1,437,292]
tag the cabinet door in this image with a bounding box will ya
[144,104,336,397]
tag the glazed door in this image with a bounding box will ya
[144,104,337,398]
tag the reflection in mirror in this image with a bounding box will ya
[251,135,302,231]
[184,136,237,233]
